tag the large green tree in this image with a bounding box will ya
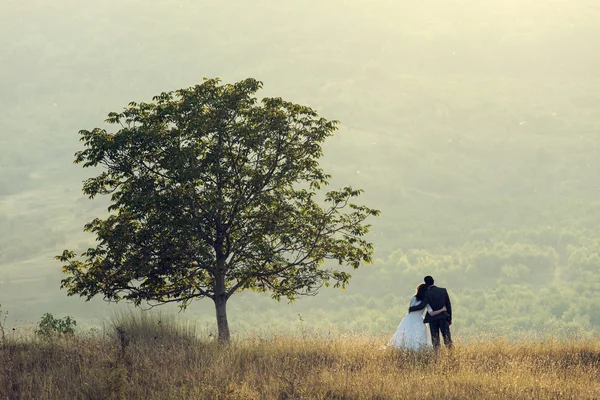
[57,78,379,342]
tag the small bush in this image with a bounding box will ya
[108,310,197,346]
[35,312,76,339]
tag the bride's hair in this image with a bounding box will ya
[414,283,428,301]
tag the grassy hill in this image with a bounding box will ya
[1,315,599,399]
[1,0,600,337]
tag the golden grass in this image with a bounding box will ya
[1,316,599,399]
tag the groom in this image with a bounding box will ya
[408,276,453,349]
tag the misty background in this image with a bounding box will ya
[2,0,600,337]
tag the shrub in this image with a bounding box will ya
[35,313,76,339]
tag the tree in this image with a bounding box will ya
[57,78,379,342]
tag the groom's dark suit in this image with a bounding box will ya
[409,285,452,348]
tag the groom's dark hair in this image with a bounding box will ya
[424,276,434,286]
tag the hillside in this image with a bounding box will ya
[1,0,600,336]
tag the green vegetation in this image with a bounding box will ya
[35,313,76,339]
[1,0,600,338]
[57,78,378,342]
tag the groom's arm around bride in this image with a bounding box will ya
[409,276,453,348]
[408,285,452,325]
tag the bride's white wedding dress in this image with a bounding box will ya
[389,296,433,350]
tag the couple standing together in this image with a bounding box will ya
[390,276,453,350]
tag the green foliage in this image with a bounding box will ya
[57,78,378,341]
[35,313,77,339]
[2,0,600,337]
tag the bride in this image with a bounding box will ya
[389,283,447,350]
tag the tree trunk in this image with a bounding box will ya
[213,273,230,343]
[214,294,230,343]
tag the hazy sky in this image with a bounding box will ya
[1,0,600,334]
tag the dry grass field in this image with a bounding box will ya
[1,314,599,399]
